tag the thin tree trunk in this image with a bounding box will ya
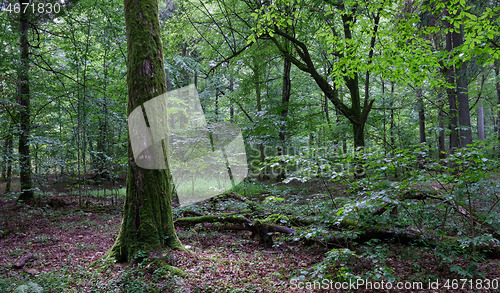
[165,49,178,206]
[445,8,472,149]
[277,58,291,180]
[108,0,184,262]
[381,79,387,154]
[456,57,472,147]
[390,82,395,148]
[445,23,459,151]
[438,91,446,159]
[1,138,7,182]
[478,97,484,140]
[17,0,33,202]
[253,55,267,179]
[166,67,172,91]
[81,3,96,204]
[3,133,13,193]
[495,60,500,155]
[229,78,234,122]
[417,88,426,144]
[95,47,110,179]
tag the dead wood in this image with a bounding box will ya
[373,189,499,242]
[325,224,500,259]
[175,213,294,248]
[13,253,34,269]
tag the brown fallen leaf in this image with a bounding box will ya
[25,268,40,275]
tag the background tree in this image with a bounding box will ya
[16,0,34,202]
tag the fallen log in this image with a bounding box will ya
[176,210,499,258]
[209,192,261,211]
[13,253,34,269]
[175,213,294,248]
[372,190,500,242]
[325,224,500,259]
[175,213,251,226]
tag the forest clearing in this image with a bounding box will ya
[1,0,500,292]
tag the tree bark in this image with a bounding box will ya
[252,54,268,179]
[277,58,291,180]
[229,77,234,122]
[1,136,8,182]
[390,82,395,149]
[417,88,426,144]
[456,61,472,147]
[17,0,34,202]
[108,0,183,262]
[2,133,13,193]
[478,97,484,140]
[437,91,446,159]
[444,8,472,149]
[495,60,500,155]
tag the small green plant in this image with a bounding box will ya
[14,282,43,293]
[360,241,397,282]
[299,248,360,282]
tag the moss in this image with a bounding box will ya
[149,259,186,277]
[108,0,184,263]
[175,213,249,225]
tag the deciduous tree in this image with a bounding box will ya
[108,0,184,262]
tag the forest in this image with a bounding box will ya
[0,0,499,291]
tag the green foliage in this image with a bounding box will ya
[272,142,499,259]
[13,282,43,293]
[304,248,360,281]
[359,241,397,282]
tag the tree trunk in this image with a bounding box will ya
[417,88,426,144]
[108,0,183,262]
[252,55,268,179]
[229,77,234,122]
[445,8,472,149]
[3,134,13,193]
[17,0,33,202]
[445,32,459,151]
[94,47,110,180]
[390,82,395,148]
[352,122,365,149]
[456,57,472,147]
[1,137,7,183]
[437,91,446,159]
[478,97,484,141]
[495,60,500,155]
[277,58,291,180]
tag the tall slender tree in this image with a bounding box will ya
[17,0,34,202]
[495,60,500,155]
[444,3,473,149]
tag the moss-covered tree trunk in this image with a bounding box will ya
[108,0,183,263]
[17,0,34,203]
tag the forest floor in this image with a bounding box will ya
[0,177,499,292]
